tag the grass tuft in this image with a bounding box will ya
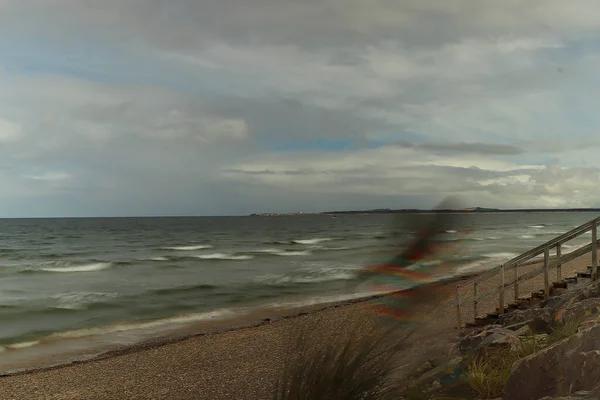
[548,318,580,344]
[272,316,409,400]
[465,348,517,399]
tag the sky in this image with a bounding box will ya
[2,1,600,216]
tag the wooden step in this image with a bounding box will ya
[487,312,500,320]
[552,281,568,289]
[564,276,578,283]
[518,296,532,303]
[577,272,592,278]
[532,290,545,299]
[471,316,495,326]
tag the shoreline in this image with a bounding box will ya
[0,273,476,378]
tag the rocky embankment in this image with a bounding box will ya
[405,279,600,400]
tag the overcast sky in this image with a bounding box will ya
[2,1,600,217]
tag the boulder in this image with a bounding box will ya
[503,323,600,400]
[560,298,600,324]
[537,390,599,399]
[459,326,520,355]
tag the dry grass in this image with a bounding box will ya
[465,348,517,399]
[548,318,581,344]
[272,316,411,400]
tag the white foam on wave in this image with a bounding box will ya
[520,235,535,239]
[528,225,546,229]
[445,230,458,233]
[274,272,356,284]
[318,246,352,251]
[7,341,40,350]
[250,248,311,256]
[194,253,254,261]
[146,257,168,261]
[261,265,357,285]
[266,291,388,309]
[276,250,311,257]
[563,243,588,252]
[164,245,213,251]
[50,309,236,340]
[40,262,113,273]
[292,238,333,245]
[252,248,282,254]
[456,260,496,274]
[51,292,119,310]
[482,252,519,260]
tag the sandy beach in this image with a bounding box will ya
[0,249,597,400]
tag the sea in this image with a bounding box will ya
[0,212,597,372]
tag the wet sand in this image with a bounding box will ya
[0,250,597,400]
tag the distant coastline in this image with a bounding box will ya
[249,207,600,216]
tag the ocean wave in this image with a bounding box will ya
[39,262,113,273]
[265,291,388,309]
[164,245,213,251]
[194,253,254,261]
[528,224,546,229]
[6,341,40,350]
[291,238,333,245]
[274,250,311,257]
[250,248,282,254]
[318,246,352,251]
[482,252,519,260]
[145,257,168,261]
[49,309,237,340]
[456,259,497,274]
[153,284,219,296]
[519,235,535,239]
[260,266,357,285]
[51,292,119,310]
[563,243,588,252]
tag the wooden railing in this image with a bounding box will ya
[459,216,600,324]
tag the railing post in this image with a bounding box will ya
[473,282,478,318]
[593,219,598,280]
[514,263,519,302]
[499,264,505,314]
[455,285,462,331]
[556,243,562,281]
[544,244,550,298]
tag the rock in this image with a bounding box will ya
[524,307,559,334]
[503,323,600,400]
[413,357,463,387]
[537,391,599,399]
[414,361,432,375]
[580,281,600,300]
[560,298,600,324]
[540,296,569,310]
[497,309,529,327]
[459,326,520,355]
[528,315,554,334]
[499,307,556,330]
[430,380,441,391]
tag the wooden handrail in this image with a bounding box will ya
[459,216,600,326]
[473,239,600,302]
[473,217,600,284]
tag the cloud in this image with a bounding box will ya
[0,1,600,215]
[0,118,23,142]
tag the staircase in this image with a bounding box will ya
[458,216,600,328]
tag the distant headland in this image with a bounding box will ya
[249,207,600,216]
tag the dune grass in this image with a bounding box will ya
[272,315,412,400]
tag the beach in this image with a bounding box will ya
[0,246,597,399]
